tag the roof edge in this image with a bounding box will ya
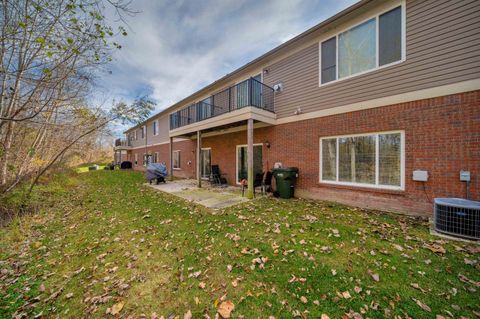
[123,0,370,134]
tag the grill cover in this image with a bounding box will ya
[145,163,168,181]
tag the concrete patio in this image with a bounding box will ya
[145,179,250,209]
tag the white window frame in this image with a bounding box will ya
[153,120,158,136]
[134,153,138,165]
[235,143,263,185]
[173,150,181,170]
[153,152,159,163]
[133,130,137,141]
[319,130,405,190]
[319,0,406,87]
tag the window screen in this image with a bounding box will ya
[321,132,402,188]
[338,135,376,184]
[321,138,336,180]
[338,18,376,79]
[321,37,336,84]
[379,6,402,66]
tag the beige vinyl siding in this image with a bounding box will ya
[128,128,144,148]
[147,116,170,144]
[264,0,480,119]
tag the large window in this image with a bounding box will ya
[320,5,404,84]
[320,131,403,189]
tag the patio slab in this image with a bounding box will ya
[146,179,249,209]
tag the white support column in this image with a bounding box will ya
[247,118,254,199]
[169,137,174,181]
[196,130,202,188]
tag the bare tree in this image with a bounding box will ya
[0,0,152,196]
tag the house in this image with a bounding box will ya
[114,0,480,215]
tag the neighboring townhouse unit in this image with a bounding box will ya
[114,0,480,215]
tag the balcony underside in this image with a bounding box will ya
[169,106,276,138]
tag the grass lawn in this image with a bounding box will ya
[0,170,478,318]
[76,164,107,173]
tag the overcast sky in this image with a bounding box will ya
[101,0,358,136]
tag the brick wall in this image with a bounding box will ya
[202,90,480,215]
[124,90,480,215]
[128,140,196,178]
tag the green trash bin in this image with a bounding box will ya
[272,167,299,199]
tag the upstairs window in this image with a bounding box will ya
[141,126,145,139]
[153,120,158,136]
[320,5,403,85]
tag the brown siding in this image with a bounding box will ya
[263,0,480,119]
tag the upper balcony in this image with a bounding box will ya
[169,77,276,136]
[114,138,131,151]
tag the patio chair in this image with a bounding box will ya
[210,165,227,186]
[241,171,273,197]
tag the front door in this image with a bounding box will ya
[236,144,262,184]
[200,148,211,178]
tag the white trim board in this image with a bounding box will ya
[128,79,479,143]
[277,79,480,125]
[128,138,190,150]
[169,106,276,137]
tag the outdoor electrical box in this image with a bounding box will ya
[460,170,471,182]
[412,170,429,182]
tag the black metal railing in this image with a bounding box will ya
[169,77,274,130]
[115,138,131,147]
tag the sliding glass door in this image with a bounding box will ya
[236,144,263,184]
[200,148,211,178]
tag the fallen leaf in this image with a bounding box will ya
[413,298,431,312]
[218,300,235,318]
[110,301,124,316]
[184,310,192,319]
[425,243,446,254]
[341,291,351,299]
[198,282,206,289]
[300,296,308,303]
[321,315,330,319]
[368,270,380,282]
[392,244,404,251]
[410,283,427,293]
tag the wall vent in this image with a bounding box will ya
[434,198,480,240]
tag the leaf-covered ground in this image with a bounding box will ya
[0,170,479,319]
